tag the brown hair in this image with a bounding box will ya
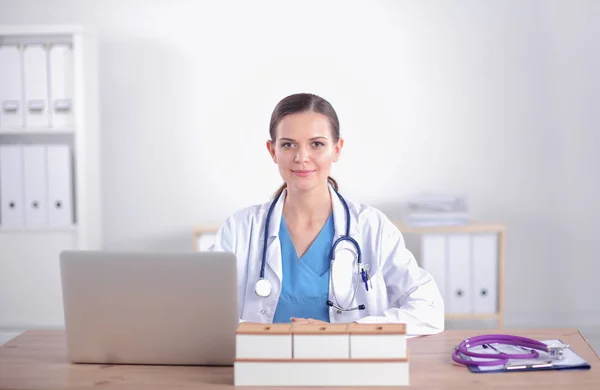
[269,93,340,198]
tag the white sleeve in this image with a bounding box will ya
[355,217,445,336]
[208,216,247,323]
[208,216,236,253]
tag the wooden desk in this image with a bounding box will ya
[1,328,598,389]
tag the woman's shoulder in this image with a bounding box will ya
[345,198,401,236]
[346,198,392,223]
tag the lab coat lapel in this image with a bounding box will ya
[263,189,286,286]
[330,185,359,241]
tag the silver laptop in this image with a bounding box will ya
[59,251,238,366]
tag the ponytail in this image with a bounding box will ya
[272,177,339,199]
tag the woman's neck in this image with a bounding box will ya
[283,183,332,224]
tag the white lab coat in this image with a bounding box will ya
[210,186,445,336]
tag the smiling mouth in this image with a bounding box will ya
[292,170,315,177]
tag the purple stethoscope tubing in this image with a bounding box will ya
[452,334,550,366]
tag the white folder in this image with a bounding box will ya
[0,146,25,228]
[421,235,447,303]
[471,233,498,314]
[23,45,49,129]
[46,145,73,227]
[23,146,48,227]
[446,234,472,314]
[0,46,24,129]
[49,45,74,129]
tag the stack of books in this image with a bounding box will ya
[234,322,409,387]
[405,193,469,227]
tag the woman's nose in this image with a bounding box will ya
[295,147,310,162]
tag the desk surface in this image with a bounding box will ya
[0,328,598,389]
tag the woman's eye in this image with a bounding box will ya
[312,141,324,147]
[281,142,295,148]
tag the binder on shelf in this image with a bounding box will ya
[471,233,498,314]
[46,145,73,227]
[421,232,501,316]
[49,44,74,129]
[0,145,25,228]
[0,46,24,130]
[446,234,471,314]
[23,145,48,227]
[421,235,447,304]
[23,44,49,129]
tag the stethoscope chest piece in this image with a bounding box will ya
[254,278,272,298]
[548,343,569,360]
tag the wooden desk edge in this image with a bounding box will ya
[578,329,600,361]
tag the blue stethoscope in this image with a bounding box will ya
[254,189,370,313]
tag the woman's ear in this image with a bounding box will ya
[266,140,277,163]
[333,137,344,162]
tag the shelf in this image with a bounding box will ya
[0,226,77,233]
[0,24,101,330]
[396,222,506,234]
[0,129,76,135]
[0,25,84,35]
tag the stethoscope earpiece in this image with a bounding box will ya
[326,300,366,314]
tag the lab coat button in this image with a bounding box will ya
[261,309,267,315]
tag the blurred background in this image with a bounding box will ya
[0,0,598,350]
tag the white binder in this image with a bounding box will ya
[0,146,25,228]
[23,45,49,129]
[0,46,24,129]
[446,234,472,314]
[49,45,74,129]
[46,145,73,227]
[420,235,447,303]
[471,233,498,314]
[23,146,48,227]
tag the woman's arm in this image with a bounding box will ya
[208,215,248,322]
[355,217,445,336]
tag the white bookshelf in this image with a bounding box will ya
[0,25,101,330]
[397,223,506,327]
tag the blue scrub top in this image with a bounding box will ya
[272,213,334,323]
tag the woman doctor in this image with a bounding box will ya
[211,93,444,335]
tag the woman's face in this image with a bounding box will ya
[267,111,343,194]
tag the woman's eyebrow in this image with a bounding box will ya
[278,136,329,142]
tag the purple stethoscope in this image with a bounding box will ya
[452,334,569,367]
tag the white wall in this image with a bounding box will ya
[1,0,598,328]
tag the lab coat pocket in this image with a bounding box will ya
[357,269,388,316]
